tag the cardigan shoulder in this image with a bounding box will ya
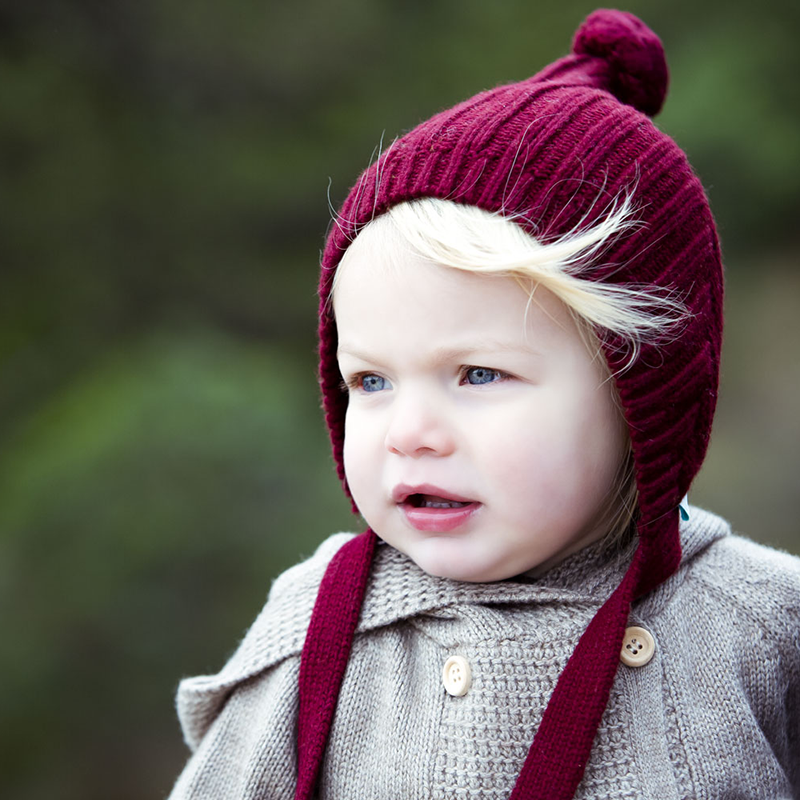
[176,532,357,751]
[646,524,800,655]
[684,531,800,691]
[635,523,800,795]
[692,533,800,623]
[639,512,800,691]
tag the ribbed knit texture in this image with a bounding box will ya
[302,9,724,799]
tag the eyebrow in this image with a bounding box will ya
[336,339,542,362]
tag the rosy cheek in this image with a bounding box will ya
[342,424,364,482]
[490,429,562,489]
[343,413,384,484]
[489,409,583,488]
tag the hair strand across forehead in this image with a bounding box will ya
[335,195,690,371]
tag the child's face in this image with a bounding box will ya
[333,227,627,583]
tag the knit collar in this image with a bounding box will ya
[356,505,730,633]
[358,527,637,629]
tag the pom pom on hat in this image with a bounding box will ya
[573,9,668,116]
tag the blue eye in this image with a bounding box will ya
[360,374,388,392]
[464,367,503,385]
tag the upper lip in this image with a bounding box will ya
[391,483,475,504]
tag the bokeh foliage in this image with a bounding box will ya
[1,1,798,797]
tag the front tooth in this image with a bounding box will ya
[425,500,458,508]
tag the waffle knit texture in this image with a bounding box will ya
[304,8,724,798]
[167,508,800,798]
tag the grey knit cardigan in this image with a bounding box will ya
[168,507,800,799]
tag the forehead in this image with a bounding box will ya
[332,218,584,361]
[331,214,411,302]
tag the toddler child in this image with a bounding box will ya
[168,9,800,799]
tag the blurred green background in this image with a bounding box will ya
[1,1,798,797]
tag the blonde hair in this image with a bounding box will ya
[338,196,687,363]
[333,196,688,545]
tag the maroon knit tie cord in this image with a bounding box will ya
[508,551,644,798]
[295,530,377,800]
[297,8,723,799]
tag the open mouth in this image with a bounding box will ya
[394,486,480,532]
[405,493,471,510]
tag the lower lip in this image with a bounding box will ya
[400,502,480,532]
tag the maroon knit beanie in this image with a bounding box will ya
[297,9,724,800]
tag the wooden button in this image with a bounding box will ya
[620,626,656,667]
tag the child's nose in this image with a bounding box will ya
[384,395,455,458]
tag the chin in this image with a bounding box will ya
[427,565,482,582]
[410,548,502,583]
